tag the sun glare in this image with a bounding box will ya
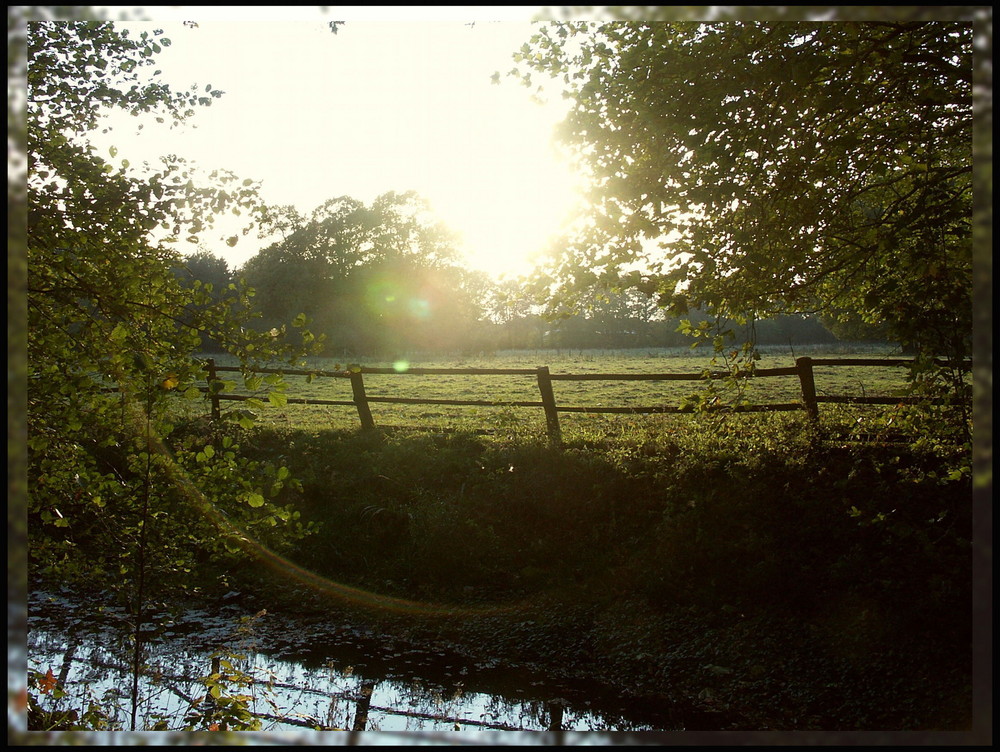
[432,128,584,281]
[86,19,584,280]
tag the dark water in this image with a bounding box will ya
[25,588,693,734]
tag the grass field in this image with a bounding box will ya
[194,343,947,436]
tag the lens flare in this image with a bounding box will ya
[407,297,432,319]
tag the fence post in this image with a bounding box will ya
[206,358,221,422]
[350,370,376,430]
[351,679,377,733]
[796,356,819,420]
[536,366,562,445]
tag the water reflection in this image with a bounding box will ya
[27,591,674,733]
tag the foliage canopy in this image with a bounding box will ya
[242,192,490,355]
[26,20,318,595]
[514,21,973,363]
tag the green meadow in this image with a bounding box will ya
[199,343,926,436]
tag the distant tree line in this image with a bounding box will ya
[176,195,894,357]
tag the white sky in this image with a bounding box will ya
[89,6,586,279]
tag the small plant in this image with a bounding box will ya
[181,607,284,731]
[27,667,116,731]
[183,652,263,731]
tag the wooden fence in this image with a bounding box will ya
[201,357,971,444]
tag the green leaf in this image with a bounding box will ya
[224,538,244,554]
[133,352,154,372]
[247,493,265,508]
[268,391,288,408]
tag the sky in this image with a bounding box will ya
[89,6,586,279]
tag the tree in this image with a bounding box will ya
[26,20,318,600]
[512,21,973,368]
[27,21,298,373]
[176,248,233,292]
[241,191,488,356]
[173,249,235,352]
[480,278,543,350]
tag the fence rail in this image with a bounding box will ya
[197,356,971,444]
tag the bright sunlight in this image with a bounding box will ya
[89,14,584,279]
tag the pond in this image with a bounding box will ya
[25,587,698,736]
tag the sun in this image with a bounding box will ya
[439,163,582,281]
[425,100,585,281]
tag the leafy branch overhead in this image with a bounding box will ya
[28,20,321,385]
[512,22,972,364]
[27,20,320,599]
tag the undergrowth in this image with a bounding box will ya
[222,408,972,729]
[29,406,973,731]
[226,409,971,631]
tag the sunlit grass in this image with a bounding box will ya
[193,344,943,435]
